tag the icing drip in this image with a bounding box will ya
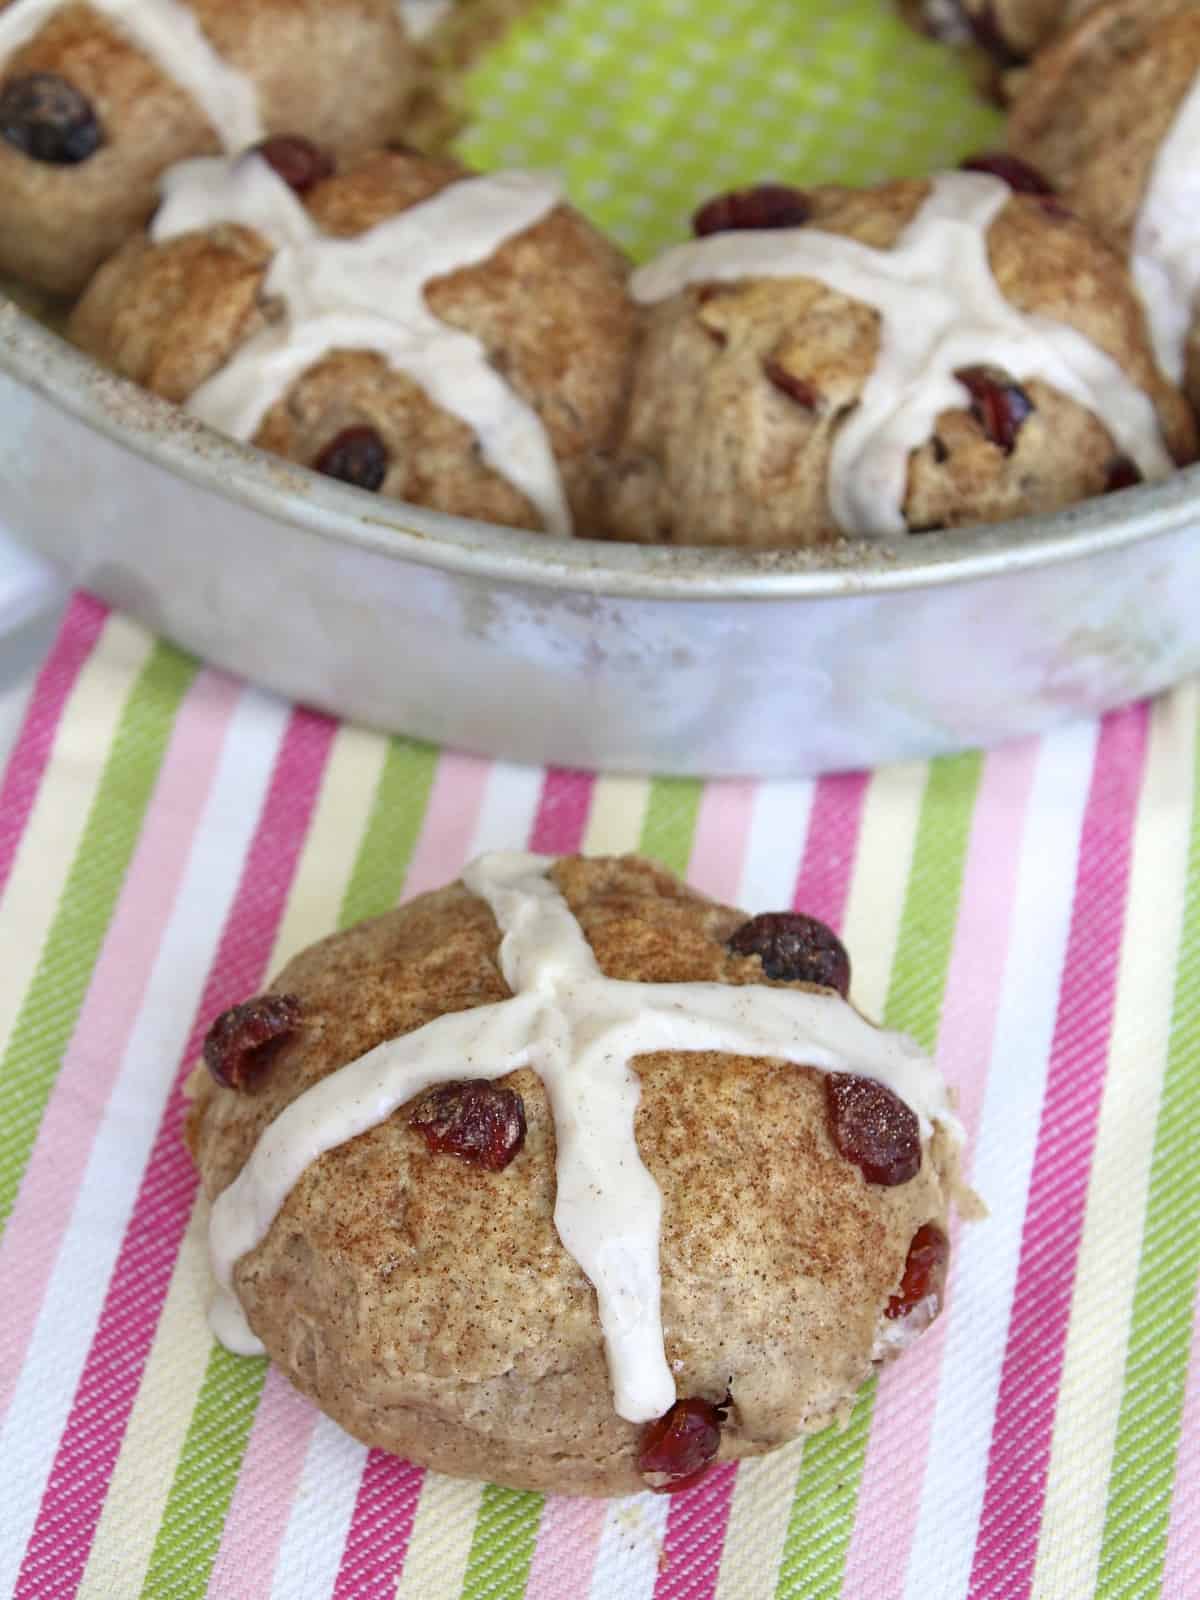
[208,851,962,1424]
[1132,70,1200,385]
[0,0,263,150]
[395,0,453,41]
[151,155,573,534]
[631,172,1172,538]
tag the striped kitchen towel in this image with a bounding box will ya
[0,592,1197,1599]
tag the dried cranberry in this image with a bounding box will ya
[0,73,102,164]
[203,994,303,1090]
[885,1223,950,1319]
[955,366,1034,454]
[1105,455,1142,493]
[313,426,389,492]
[959,151,1055,196]
[409,1079,526,1171]
[692,183,810,237]
[638,1395,727,1493]
[728,912,850,995]
[763,359,819,410]
[252,134,334,194]
[826,1073,921,1186]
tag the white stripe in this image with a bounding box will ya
[1034,687,1195,1595]
[738,779,815,911]
[269,1417,368,1600]
[0,685,287,1599]
[0,614,152,1064]
[706,781,816,1600]
[471,760,547,857]
[587,1490,671,1600]
[903,718,1099,1600]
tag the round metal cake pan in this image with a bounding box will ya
[1,295,1197,777]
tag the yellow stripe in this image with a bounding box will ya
[393,1478,486,1600]
[840,761,929,1018]
[78,723,389,1600]
[713,761,927,1600]
[713,1440,805,1600]
[267,724,391,973]
[581,775,651,855]
[0,614,152,1059]
[79,1204,214,1596]
[1032,686,1196,1597]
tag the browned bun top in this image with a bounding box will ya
[68,145,635,531]
[592,177,1193,549]
[0,0,427,294]
[187,854,962,1497]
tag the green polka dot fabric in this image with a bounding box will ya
[457,0,1002,261]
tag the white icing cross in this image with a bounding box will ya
[632,172,1173,538]
[0,0,263,150]
[151,154,573,534]
[1133,69,1200,385]
[208,852,960,1424]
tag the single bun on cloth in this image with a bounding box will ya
[186,852,979,1498]
[0,0,438,296]
[69,145,635,534]
[589,173,1194,548]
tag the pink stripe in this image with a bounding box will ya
[0,593,106,901]
[1161,1272,1200,1597]
[0,669,240,1423]
[330,1453,424,1600]
[968,702,1150,1600]
[212,754,506,1596]
[529,768,594,856]
[207,1368,324,1599]
[686,781,757,902]
[525,1497,608,1600]
[791,771,870,931]
[399,751,493,899]
[15,708,337,1600]
[653,1463,738,1600]
[650,778,856,1600]
[332,766,594,1597]
[840,738,1040,1595]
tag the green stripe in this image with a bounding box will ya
[340,738,439,925]
[141,733,438,1600]
[0,641,195,1239]
[1095,712,1200,1598]
[452,779,704,1595]
[775,751,983,1599]
[459,1484,543,1600]
[639,777,703,876]
[139,1347,265,1600]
